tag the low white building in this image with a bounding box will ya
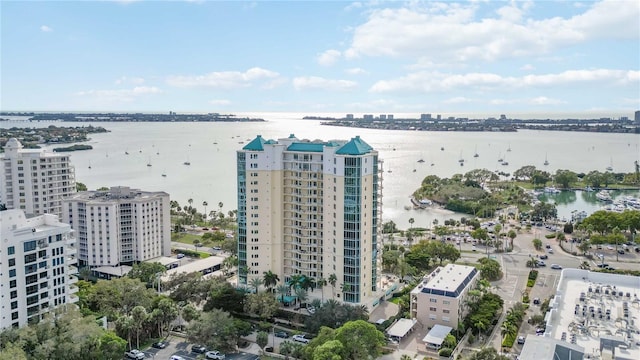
[0,209,78,329]
[62,186,171,267]
[410,264,480,329]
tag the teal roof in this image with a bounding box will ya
[336,136,373,155]
[287,142,325,152]
[243,135,266,151]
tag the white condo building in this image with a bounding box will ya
[62,186,171,268]
[1,138,76,219]
[0,209,78,329]
[237,134,383,306]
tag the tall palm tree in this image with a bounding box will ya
[263,270,280,293]
[316,277,327,302]
[300,276,314,292]
[187,198,193,210]
[295,288,308,307]
[328,273,337,298]
[249,277,263,293]
[289,274,304,291]
[218,202,224,213]
[202,201,208,221]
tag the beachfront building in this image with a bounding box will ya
[0,138,76,219]
[237,134,383,307]
[62,186,171,268]
[520,268,640,360]
[410,264,480,329]
[0,209,78,329]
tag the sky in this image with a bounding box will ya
[1,0,639,116]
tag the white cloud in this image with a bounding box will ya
[529,96,567,105]
[166,67,280,88]
[40,25,53,32]
[75,86,161,102]
[317,49,342,66]
[346,0,639,63]
[370,68,639,93]
[345,67,368,75]
[208,99,231,105]
[344,2,363,12]
[115,76,145,85]
[292,76,357,91]
[444,96,475,104]
[520,64,535,71]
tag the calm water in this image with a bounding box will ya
[2,114,639,228]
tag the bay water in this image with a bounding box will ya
[2,113,639,228]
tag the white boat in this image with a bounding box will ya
[544,153,549,166]
[606,157,613,171]
[544,187,561,194]
[584,186,594,192]
[595,190,612,202]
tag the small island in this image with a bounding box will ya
[1,111,266,122]
[53,144,93,152]
[0,125,109,151]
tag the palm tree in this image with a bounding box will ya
[300,276,315,292]
[289,274,304,291]
[202,201,208,221]
[508,229,517,249]
[316,278,327,302]
[500,321,517,341]
[187,198,193,210]
[295,288,308,307]
[218,202,224,213]
[328,273,337,298]
[263,270,280,293]
[249,277,263,293]
[339,283,351,298]
[276,285,289,304]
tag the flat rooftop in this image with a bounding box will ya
[162,256,225,280]
[144,256,179,267]
[411,264,478,298]
[544,269,640,360]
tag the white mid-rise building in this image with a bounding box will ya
[410,264,480,329]
[237,134,383,307]
[62,186,171,267]
[0,209,78,329]
[0,138,76,219]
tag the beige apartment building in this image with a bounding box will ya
[410,264,480,329]
[236,134,383,306]
[1,138,76,219]
[62,186,171,268]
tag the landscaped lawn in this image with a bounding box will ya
[171,233,202,245]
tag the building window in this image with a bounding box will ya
[8,246,15,255]
[9,258,15,267]
[442,316,450,322]
[429,314,436,320]
[443,300,450,305]
[24,241,37,252]
[443,309,450,314]
[429,307,437,312]
[429,298,437,303]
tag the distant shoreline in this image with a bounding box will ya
[306,116,639,134]
[0,112,266,123]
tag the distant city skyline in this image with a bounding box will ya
[1,1,639,114]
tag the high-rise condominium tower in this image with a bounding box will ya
[237,134,383,306]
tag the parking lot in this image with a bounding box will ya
[126,336,259,360]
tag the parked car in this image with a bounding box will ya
[274,331,290,338]
[306,306,316,314]
[533,298,540,305]
[538,254,548,260]
[547,248,554,254]
[545,244,551,249]
[617,249,625,255]
[551,264,562,270]
[177,253,185,259]
[171,356,185,360]
[536,328,545,335]
[597,263,609,268]
[213,246,222,250]
[536,260,546,267]
[293,334,311,344]
[517,336,526,345]
[125,349,146,360]
[152,340,168,349]
[205,350,225,360]
[192,345,208,354]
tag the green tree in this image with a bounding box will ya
[187,309,239,352]
[532,238,543,251]
[328,274,338,298]
[469,347,509,360]
[334,320,385,360]
[477,258,502,281]
[130,305,148,349]
[244,292,279,320]
[313,340,344,360]
[256,331,269,351]
[249,277,263,293]
[554,169,578,189]
[76,182,88,192]
[127,262,167,289]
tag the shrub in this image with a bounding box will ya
[522,295,530,303]
[439,348,453,357]
[528,270,538,280]
[526,279,535,288]
[545,233,556,239]
[502,333,516,347]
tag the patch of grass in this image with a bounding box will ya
[389,297,402,304]
[171,233,202,245]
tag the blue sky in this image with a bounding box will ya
[1,0,639,116]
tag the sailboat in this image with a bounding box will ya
[88,161,92,169]
[501,153,509,166]
[507,143,512,152]
[473,145,479,158]
[147,157,152,167]
[544,153,549,166]
[458,150,465,166]
[606,157,613,171]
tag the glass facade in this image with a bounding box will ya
[236,152,247,285]
[342,157,361,303]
